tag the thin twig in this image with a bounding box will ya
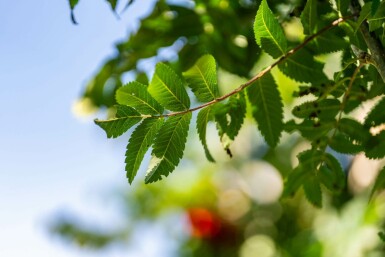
[157,16,353,119]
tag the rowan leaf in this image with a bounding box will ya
[372,0,381,15]
[365,96,385,127]
[197,107,215,162]
[301,0,317,35]
[357,3,372,32]
[284,119,333,141]
[145,113,192,183]
[308,30,348,54]
[329,118,369,154]
[303,176,322,207]
[69,0,79,9]
[292,99,340,120]
[368,2,385,31]
[254,0,287,58]
[320,153,346,193]
[278,49,328,83]
[336,0,350,15]
[365,131,385,159]
[149,63,190,112]
[95,106,142,138]
[183,54,219,102]
[125,118,164,184]
[215,92,246,141]
[247,72,283,147]
[116,81,164,115]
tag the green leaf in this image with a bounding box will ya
[214,92,246,141]
[145,113,192,183]
[356,3,372,32]
[308,30,348,54]
[370,166,385,198]
[125,118,164,184]
[319,153,346,193]
[365,131,385,159]
[283,166,309,197]
[69,0,79,9]
[69,0,79,24]
[368,2,385,32]
[292,99,340,120]
[183,54,219,103]
[116,81,164,115]
[107,0,118,11]
[247,72,283,147]
[329,118,369,154]
[283,150,321,197]
[303,176,322,207]
[278,49,328,83]
[371,0,381,16]
[301,0,317,35]
[284,119,333,141]
[365,96,385,127]
[197,107,215,162]
[336,0,350,15]
[254,0,287,58]
[95,106,142,138]
[149,63,190,112]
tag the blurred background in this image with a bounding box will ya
[1,0,385,256]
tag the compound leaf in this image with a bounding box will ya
[95,105,142,138]
[197,107,215,162]
[254,0,287,58]
[116,81,164,115]
[125,118,164,184]
[145,113,192,183]
[247,72,283,147]
[183,54,219,102]
[149,63,190,112]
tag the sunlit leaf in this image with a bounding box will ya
[149,63,190,112]
[183,54,219,103]
[247,72,283,147]
[197,107,215,162]
[278,49,328,83]
[125,118,164,184]
[145,113,192,183]
[254,0,287,58]
[116,81,164,115]
[95,106,142,138]
[301,0,317,35]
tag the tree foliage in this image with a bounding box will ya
[72,0,385,206]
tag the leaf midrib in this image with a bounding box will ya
[156,74,188,110]
[260,1,285,55]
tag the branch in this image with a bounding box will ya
[158,16,352,118]
[359,23,385,83]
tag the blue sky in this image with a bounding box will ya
[0,1,169,256]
